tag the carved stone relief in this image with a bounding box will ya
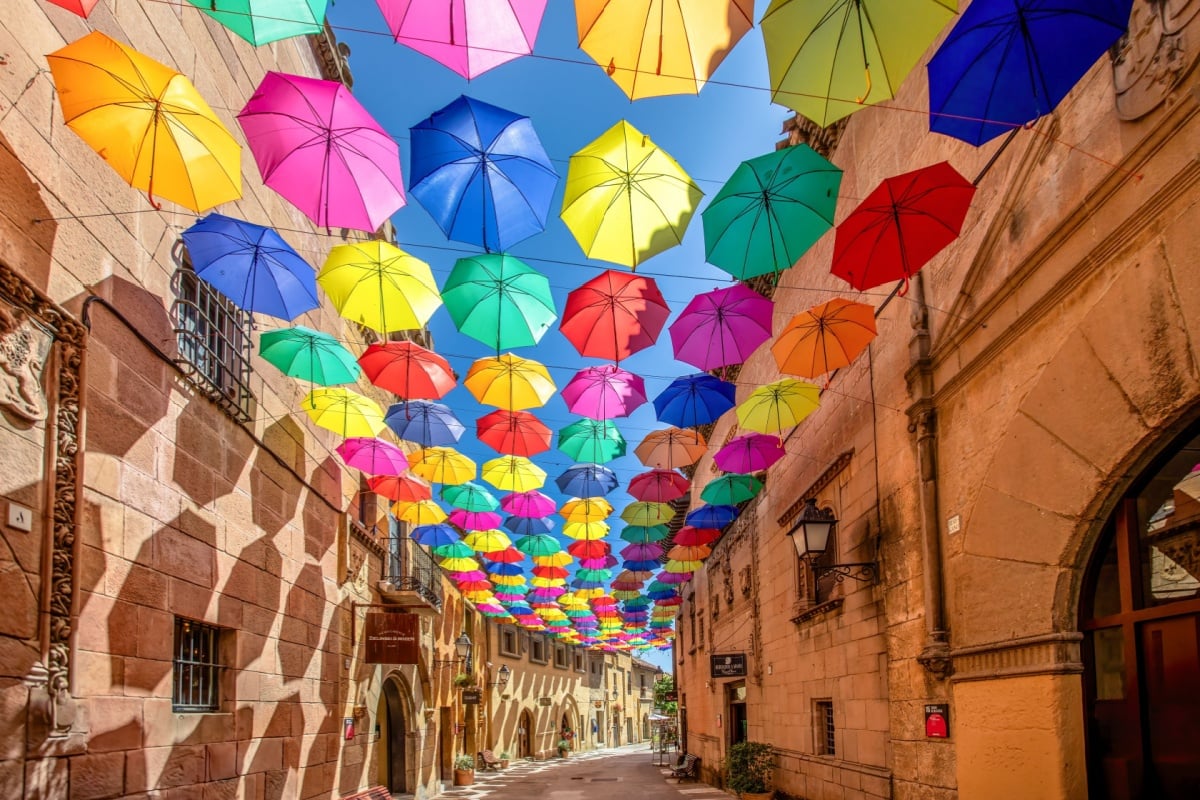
[1112,0,1200,120]
[0,307,51,422]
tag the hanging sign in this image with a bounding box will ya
[709,653,747,678]
[462,689,481,705]
[364,610,419,664]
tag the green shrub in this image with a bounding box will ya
[725,741,774,794]
[454,755,475,771]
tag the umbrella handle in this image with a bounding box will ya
[855,68,872,104]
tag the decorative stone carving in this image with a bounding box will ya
[1112,0,1200,120]
[738,565,752,599]
[0,307,51,422]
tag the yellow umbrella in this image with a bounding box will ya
[736,378,821,434]
[393,500,449,526]
[664,558,701,573]
[533,551,573,568]
[408,447,477,485]
[560,497,614,523]
[559,592,590,608]
[47,32,240,212]
[532,576,568,588]
[439,556,479,572]
[574,586,605,599]
[576,1,755,100]
[491,574,527,587]
[562,521,611,541]
[463,529,513,552]
[318,241,442,334]
[465,354,556,410]
[302,388,385,438]
[621,501,675,527]
[561,120,703,268]
[482,455,547,492]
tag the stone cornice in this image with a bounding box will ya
[949,632,1084,683]
[776,450,854,527]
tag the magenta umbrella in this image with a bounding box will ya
[714,433,787,473]
[376,0,548,79]
[669,283,774,371]
[448,509,503,531]
[500,490,556,518]
[238,72,406,232]
[579,555,619,569]
[561,365,647,420]
[336,437,410,475]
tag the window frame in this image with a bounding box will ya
[529,635,548,664]
[500,627,520,658]
[814,699,836,756]
[172,617,227,713]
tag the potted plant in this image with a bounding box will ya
[452,672,474,688]
[725,741,775,800]
[557,738,570,758]
[499,751,510,769]
[453,754,475,786]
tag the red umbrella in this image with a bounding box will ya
[359,342,456,399]
[476,410,552,456]
[832,161,976,292]
[628,470,690,503]
[367,473,432,503]
[674,525,721,546]
[484,546,525,564]
[559,269,670,361]
[567,540,611,560]
[47,0,99,15]
[533,565,570,579]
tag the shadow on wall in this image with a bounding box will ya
[0,129,57,293]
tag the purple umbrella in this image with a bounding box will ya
[669,283,774,371]
[448,509,503,531]
[501,490,556,518]
[656,570,693,584]
[620,542,665,561]
[561,365,648,420]
[714,433,787,473]
[238,72,406,232]
[336,437,409,475]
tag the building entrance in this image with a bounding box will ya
[382,679,407,793]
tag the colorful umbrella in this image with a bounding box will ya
[567,540,611,560]
[504,516,555,536]
[463,529,512,552]
[559,270,670,361]
[772,298,878,378]
[359,341,456,400]
[558,419,627,464]
[562,520,611,541]
[238,71,405,231]
[46,0,99,16]
[621,542,665,561]
[628,470,690,503]
[411,522,459,547]
[561,365,647,421]
[762,0,958,127]
[652,373,736,428]
[442,482,500,513]
[668,283,774,372]
[482,455,547,492]
[556,464,620,497]
[831,161,977,291]
[408,446,476,485]
[560,497,614,523]
[385,400,465,447]
[376,0,548,79]
[674,525,721,545]
[410,95,558,252]
[487,546,527,564]
[502,490,557,518]
[928,0,1133,145]
[575,0,754,99]
[47,32,241,212]
[442,254,556,351]
[714,433,787,472]
[635,427,707,469]
[369,473,433,503]
[260,326,358,385]
[622,501,676,527]
[515,533,562,557]
[185,0,328,46]
[701,474,763,506]
[476,410,553,457]
[395,499,449,526]
[685,504,738,529]
[434,540,475,559]
[449,508,504,531]
[561,120,703,268]
[319,242,441,334]
[465,354,556,410]
[337,437,409,475]
[302,388,385,437]
[736,379,821,434]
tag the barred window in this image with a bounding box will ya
[173,618,224,713]
[815,700,836,756]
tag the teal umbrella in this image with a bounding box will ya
[700,474,763,506]
[702,144,843,279]
[186,0,328,46]
[619,524,670,543]
[259,326,359,385]
[442,482,501,513]
[515,534,562,557]
[441,253,557,351]
[558,419,627,464]
[575,568,612,582]
[433,540,475,559]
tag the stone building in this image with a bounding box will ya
[676,4,1200,800]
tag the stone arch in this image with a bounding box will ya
[377,670,424,793]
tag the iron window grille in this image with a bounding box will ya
[173,618,223,713]
[815,700,836,756]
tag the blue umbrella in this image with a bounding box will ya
[409,95,559,252]
[487,562,526,577]
[504,516,555,536]
[385,400,465,446]
[653,373,736,428]
[928,0,1134,145]
[646,582,679,600]
[556,463,619,497]
[181,213,319,320]
[411,523,459,548]
[685,504,739,529]
[624,559,662,572]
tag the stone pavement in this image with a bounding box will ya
[438,745,728,800]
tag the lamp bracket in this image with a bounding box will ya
[811,561,878,584]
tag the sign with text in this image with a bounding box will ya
[364,611,419,664]
[461,689,481,705]
[709,653,747,678]
[924,704,950,738]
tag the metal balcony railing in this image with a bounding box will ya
[382,532,443,610]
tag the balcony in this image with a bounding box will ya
[377,529,442,614]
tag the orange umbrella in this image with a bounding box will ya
[771,298,877,379]
[634,427,707,469]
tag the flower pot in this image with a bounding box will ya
[500,759,510,769]
[740,792,773,800]
[453,769,474,786]
[557,748,568,759]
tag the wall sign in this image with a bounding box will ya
[461,689,481,705]
[924,704,950,738]
[364,610,419,664]
[709,653,748,678]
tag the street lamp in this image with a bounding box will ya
[488,664,512,688]
[434,630,474,669]
[786,499,877,583]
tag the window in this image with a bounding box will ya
[500,627,519,657]
[554,645,568,669]
[530,635,547,663]
[626,673,631,692]
[173,618,224,712]
[815,700,836,756]
[170,244,254,423]
[573,650,585,672]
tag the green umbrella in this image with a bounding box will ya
[619,525,670,543]
[442,482,500,513]
[441,253,557,351]
[259,326,360,385]
[186,0,328,47]
[558,419,627,464]
[762,0,958,127]
[515,534,561,557]
[575,568,612,582]
[702,145,842,280]
[700,474,763,506]
[433,540,474,559]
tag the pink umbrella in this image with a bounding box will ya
[669,283,774,371]
[501,490,556,518]
[238,72,406,232]
[657,570,693,584]
[376,0,548,79]
[561,365,647,420]
[578,555,619,569]
[714,432,787,473]
[448,509,503,530]
[336,437,410,475]
[627,469,690,503]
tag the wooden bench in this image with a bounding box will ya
[340,787,391,800]
[478,749,502,770]
[670,753,700,781]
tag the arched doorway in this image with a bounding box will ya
[559,712,574,751]
[1081,426,1200,799]
[382,679,408,793]
[517,710,533,759]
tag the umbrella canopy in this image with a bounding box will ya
[260,326,358,385]
[504,516,555,536]
[653,373,736,428]
[465,354,556,410]
[449,508,504,531]
[476,410,553,456]
[442,254,556,351]
[483,455,547,492]
[575,0,754,99]
[319,241,441,334]
[674,525,721,545]
[669,283,774,372]
[560,270,670,361]
[302,388,385,437]
[628,470,690,503]
[736,379,821,434]
[831,161,978,291]
[238,71,405,231]
[359,341,456,400]
[337,437,410,475]
[463,529,512,552]
[561,120,703,268]
[701,474,763,506]
[376,0,548,79]
[46,0,100,16]
[556,464,620,497]
[562,365,648,420]
[442,482,500,513]
[702,145,842,280]
[186,0,328,46]
[928,0,1133,146]
[395,499,449,526]
[622,501,676,527]
[686,504,738,529]
[385,400,466,447]
[182,215,318,320]
[47,32,240,212]
[635,427,707,469]
[714,433,787,472]
[487,546,527,564]
[408,446,476,485]
[561,497,614,523]
[772,298,878,378]
[515,533,562,557]
[762,0,958,127]
[411,523,459,547]
[368,473,433,503]
[410,95,558,252]
[562,520,611,541]
[558,419,627,464]
[502,490,557,518]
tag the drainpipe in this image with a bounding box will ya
[905,274,953,680]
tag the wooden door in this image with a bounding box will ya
[1140,615,1200,798]
[383,680,407,793]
